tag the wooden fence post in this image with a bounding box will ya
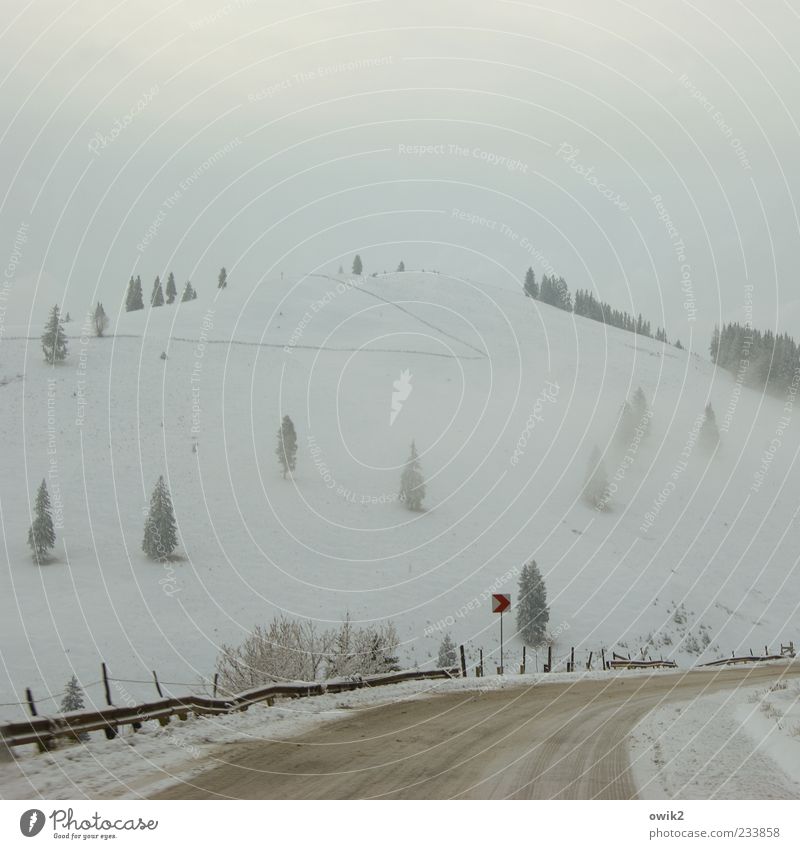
[459,645,467,678]
[570,646,575,673]
[601,648,606,670]
[101,663,117,739]
[520,646,526,674]
[477,649,483,677]
[152,670,163,698]
[26,688,47,753]
[546,645,552,672]
[587,651,593,671]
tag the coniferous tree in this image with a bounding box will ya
[181,282,197,302]
[516,560,549,646]
[60,675,85,712]
[399,440,426,511]
[125,276,144,311]
[218,267,227,289]
[142,475,178,560]
[93,302,108,337]
[397,261,405,272]
[64,312,71,322]
[675,339,684,350]
[583,446,611,511]
[614,401,636,448]
[699,403,720,452]
[437,633,457,668]
[165,272,177,304]
[524,266,538,299]
[276,415,298,479]
[41,304,68,363]
[151,276,164,306]
[631,386,651,437]
[352,254,363,275]
[27,479,55,563]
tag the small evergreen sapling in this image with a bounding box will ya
[218,267,227,289]
[41,304,68,363]
[28,479,55,563]
[352,254,363,275]
[142,475,178,560]
[181,282,197,302]
[60,675,85,712]
[399,440,426,510]
[276,415,298,478]
[397,261,405,272]
[437,634,457,668]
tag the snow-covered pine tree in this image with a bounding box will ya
[93,302,108,337]
[516,559,549,646]
[631,386,651,437]
[399,440,426,511]
[60,675,85,712]
[218,267,227,289]
[275,415,298,478]
[165,272,177,304]
[151,276,164,306]
[41,304,68,363]
[583,446,611,510]
[397,261,405,272]
[142,475,178,560]
[352,254,363,275]
[181,282,196,302]
[675,339,684,350]
[524,266,538,298]
[437,633,457,667]
[699,403,720,452]
[27,479,55,563]
[614,401,636,448]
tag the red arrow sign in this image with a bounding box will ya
[492,593,511,613]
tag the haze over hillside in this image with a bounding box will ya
[1,269,797,717]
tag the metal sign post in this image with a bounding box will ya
[491,594,511,674]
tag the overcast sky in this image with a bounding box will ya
[3,0,800,343]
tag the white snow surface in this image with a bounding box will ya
[1,270,799,719]
[630,673,800,799]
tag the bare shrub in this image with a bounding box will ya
[215,614,399,694]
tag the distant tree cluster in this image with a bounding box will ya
[125,271,200,312]
[523,268,671,345]
[710,323,800,395]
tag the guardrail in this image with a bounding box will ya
[698,655,785,668]
[0,667,460,753]
[608,658,678,670]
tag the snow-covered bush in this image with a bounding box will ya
[215,615,399,693]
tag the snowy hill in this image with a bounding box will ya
[1,270,798,717]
